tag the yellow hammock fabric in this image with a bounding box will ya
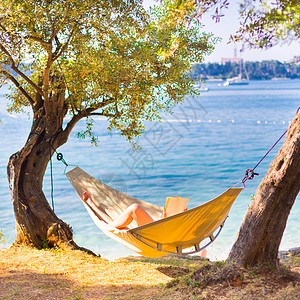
[66,167,243,258]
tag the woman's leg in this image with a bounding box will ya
[199,249,207,258]
[109,203,154,229]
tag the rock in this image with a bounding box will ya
[278,250,289,259]
[289,247,300,256]
[279,247,300,263]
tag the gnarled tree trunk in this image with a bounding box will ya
[7,74,90,253]
[8,110,75,250]
[228,111,300,267]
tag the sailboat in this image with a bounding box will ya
[224,59,249,86]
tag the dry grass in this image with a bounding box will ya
[0,245,299,299]
[0,246,170,299]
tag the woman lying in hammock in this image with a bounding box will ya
[82,192,179,228]
[82,192,207,257]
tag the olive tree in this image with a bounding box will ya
[0,0,215,251]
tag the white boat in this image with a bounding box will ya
[193,82,209,92]
[271,77,291,81]
[223,76,249,86]
[224,60,249,86]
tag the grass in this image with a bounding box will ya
[291,253,300,264]
[126,254,208,269]
[0,245,299,299]
[0,229,6,245]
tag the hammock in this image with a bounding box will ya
[66,167,243,258]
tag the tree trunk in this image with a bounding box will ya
[227,111,300,267]
[8,113,67,250]
[7,105,92,253]
[5,69,96,254]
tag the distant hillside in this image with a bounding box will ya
[191,60,300,80]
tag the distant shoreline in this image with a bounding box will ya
[204,77,295,82]
[191,60,300,81]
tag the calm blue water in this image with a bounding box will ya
[0,80,299,260]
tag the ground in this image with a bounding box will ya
[0,246,299,299]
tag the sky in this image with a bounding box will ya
[143,0,300,63]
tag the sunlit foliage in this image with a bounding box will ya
[232,0,300,52]
[0,0,217,144]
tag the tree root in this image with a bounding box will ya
[47,222,99,256]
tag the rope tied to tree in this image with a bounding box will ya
[31,131,69,212]
[55,152,68,167]
[241,106,300,184]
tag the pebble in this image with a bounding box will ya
[278,247,300,262]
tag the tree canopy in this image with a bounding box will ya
[232,0,300,51]
[0,0,216,145]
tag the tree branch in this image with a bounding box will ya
[11,64,44,97]
[24,35,50,47]
[89,112,104,116]
[52,26,77,62]
[0,43,44,97]
[50,26,62,44]
[43,4,74,115]
[0,70,34,106]
[43,45,53,114]
[85,96,117,113]
[57,113,83,147]
[90,112,121,118]
[48,2,71,44]
[61,98,115,139]
[53,35,62,55]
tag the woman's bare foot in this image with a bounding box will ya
[82,191,109,224]
[82,192,90,202]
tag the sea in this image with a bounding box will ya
[0,79,299,261]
